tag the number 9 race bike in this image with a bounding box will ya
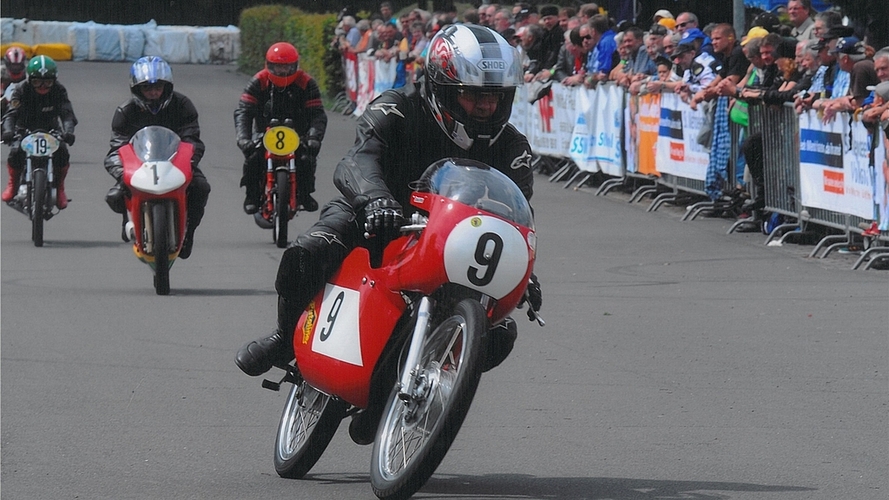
[251,118,303,248]
[258,158,543,500]
[118,126,193,295]
[6,129,66,247]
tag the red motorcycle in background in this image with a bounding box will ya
[251,118,301,248]
[119,126,192,295]
[259,158,543,500]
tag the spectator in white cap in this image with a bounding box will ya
[653,9,674,23]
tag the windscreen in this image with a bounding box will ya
[419,158,534,228]
[129,126,180,163]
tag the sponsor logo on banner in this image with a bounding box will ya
[670,141,685,161]
[800,129,843,169]
[823,169,844,194]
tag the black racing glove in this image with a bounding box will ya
[363,197,404,239]
[237,138,254,158]
[303,138,321,157]
[520,273,542,322]
[63,132,76,146]
[1,130,15,145]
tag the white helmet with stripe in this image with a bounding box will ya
[423,24,522,150]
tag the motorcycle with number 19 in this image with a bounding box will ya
[259,158,543,500]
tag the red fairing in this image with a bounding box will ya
[294,247,407,408]
[293,188,535,408]
[120,141,193,254]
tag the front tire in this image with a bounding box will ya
[273,169,289,248]
[370,298,487,500]
[275,378,346,478]
[151,202,171,295]
[31,168,46,247]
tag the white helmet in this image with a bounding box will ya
[423,24,522,150]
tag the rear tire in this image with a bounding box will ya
[274,170,289,248]
[31,168,47,247]
[370,298,487,500]
[274,378,346,478]
[152,202,171,295]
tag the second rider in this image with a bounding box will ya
[234,42,328,214]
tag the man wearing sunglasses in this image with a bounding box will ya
[2,55,77,209]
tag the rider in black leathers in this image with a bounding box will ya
[235,26,542,401]
[234,42,327,214]
[103,56,210,259]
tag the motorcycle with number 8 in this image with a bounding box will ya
[252,118,302,248]
[259,158,542,500]
[6,129,64,247]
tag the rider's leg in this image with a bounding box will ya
[179,166,210,259]
[296,155,318,212]
[2,148,25,202]
[240,151,262,214]
[54,145,71,209]
[235,200,359,376]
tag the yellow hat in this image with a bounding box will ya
[741,26,769,46]
[658,18,676,31]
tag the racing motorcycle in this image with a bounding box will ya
[260,158,543,500]
[118,126,192,295]
[251,118,303,248]
[6,129,65,247]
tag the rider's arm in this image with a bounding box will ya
[333,90,408,209]
[172,93,204,166]
[104,103,133,179]
[302,77,328,144]
[53,83,78,136]
[233,74,263,143]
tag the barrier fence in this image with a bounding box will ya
[340,55,888,269]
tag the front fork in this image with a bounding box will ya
[15,158,55,215]
[396,294,492,404]
[264,156,297,216]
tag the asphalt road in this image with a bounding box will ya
[1,61,886,500]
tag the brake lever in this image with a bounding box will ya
[522,288,545,327]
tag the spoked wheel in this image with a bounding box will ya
[31,168,46,247]
[151,202,171,295]
[273,169,289,248]
[370,298,487,500]
[275,377,347,478]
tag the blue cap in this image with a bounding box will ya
[681,28,706,42]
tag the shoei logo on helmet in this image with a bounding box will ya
[478,59,507,71]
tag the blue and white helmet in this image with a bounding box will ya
[423,24,522,150]
[130,56,174,114]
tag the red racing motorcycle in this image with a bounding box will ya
[251,118,302,248]
[119,126,193,295]
[260,158,542,500]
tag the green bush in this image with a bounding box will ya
[238,5,337,95]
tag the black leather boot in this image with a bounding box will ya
[235,297,300,376]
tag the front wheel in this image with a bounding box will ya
[370,298,487,500]
[275,377,346,478]
[31,168,47,247]
[151,202,171,295]
[273,169,289,248]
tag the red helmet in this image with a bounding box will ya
[4,47,28,82]
[265,42,299,87]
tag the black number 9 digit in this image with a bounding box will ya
[318,291,344,341]
[467,232,503,286]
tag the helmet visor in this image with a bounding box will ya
[31,78,55,89]
[267,62,297,78]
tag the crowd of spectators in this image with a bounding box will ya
[331,1,889,232]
